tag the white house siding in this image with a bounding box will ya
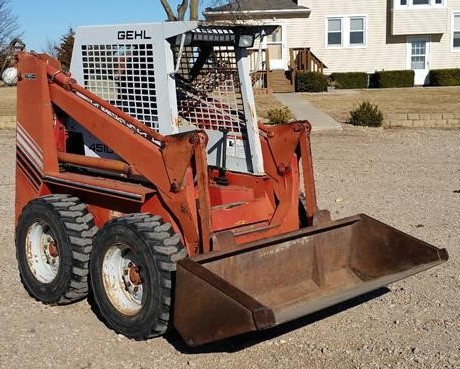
[249,0,460,74]
[431,0,460,68]
[392,8,448,35]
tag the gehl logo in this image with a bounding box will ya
[117,30,152,40]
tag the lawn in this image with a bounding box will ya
[255,93,284,120]
[0,87,16,117]
[301,86,460,123]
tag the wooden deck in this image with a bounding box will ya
[250,48,327,94]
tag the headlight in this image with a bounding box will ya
[237,35,255,48]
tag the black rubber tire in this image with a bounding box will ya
[15,194,97,305]
[299,192,309,228]
[89,213,187,339]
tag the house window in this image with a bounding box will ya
[327,18,342,46]
[350,17,365,45]
[454,13,460,50]
[326,16,366,48]
[397,0,445,7]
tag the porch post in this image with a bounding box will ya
[265,47,271,90]
[235,47,265,175]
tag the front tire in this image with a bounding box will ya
[15,194,97,304]
[89,214,187,339]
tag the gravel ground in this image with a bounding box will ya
[0,127,459,369]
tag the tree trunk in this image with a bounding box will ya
[189,0,199,20]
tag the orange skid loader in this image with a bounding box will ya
[14,23,447,346]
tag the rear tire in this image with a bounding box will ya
[89,214,187,339]
[15,194,97,304]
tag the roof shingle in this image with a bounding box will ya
[205,0,309,13]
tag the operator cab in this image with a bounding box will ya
[70,22,276,175]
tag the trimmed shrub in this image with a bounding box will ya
[429,69,460,86]
[266,107,294,124]
[348,101,384,127]
[330,72,368,89]
[296,71,328,92]
[374,70,415,88]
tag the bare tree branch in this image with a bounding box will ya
[159,0,178,21]
[205,0,250,23]
[159,0,210,22]
[0,0,21,47]
[177,0,189,21]
[0,0,21,68]
[43,38,59,58]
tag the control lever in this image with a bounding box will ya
[215,127,229,186]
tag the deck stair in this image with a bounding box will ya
[269,70,294,93]
[250,48,327,94]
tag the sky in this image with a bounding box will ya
[10,0,209,52]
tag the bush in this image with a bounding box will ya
[330,72,368,89]
[429,69,460,86]
[368,72,379,88]
[348,101,384,127]
[374,70,415,88]
[296,71,328,92]
[266,107,293,124]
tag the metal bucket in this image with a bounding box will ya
[174,214,448,346]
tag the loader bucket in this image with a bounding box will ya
[174,214,448,346]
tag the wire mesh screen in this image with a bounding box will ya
[81,44,159,130]
[175,46,246,133]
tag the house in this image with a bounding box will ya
[204,0,460,89]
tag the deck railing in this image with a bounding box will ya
[249,48,271,93]
[251,70,269,90]
[249,48,327,93]
[289,48,327,74]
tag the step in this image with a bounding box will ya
[269,79,292,84]
[270,77,291,82]
[272,88,294,93]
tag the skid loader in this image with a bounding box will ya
[14,22,448,346]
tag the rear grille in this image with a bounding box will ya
[81,43,159,130]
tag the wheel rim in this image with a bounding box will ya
[102,243,144,316]
[25,221,60,283]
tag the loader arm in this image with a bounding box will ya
[17,52,210,253]
[16,52,317,255]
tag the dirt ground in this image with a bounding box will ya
[1,126,459,368]
[302,86,460,122]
